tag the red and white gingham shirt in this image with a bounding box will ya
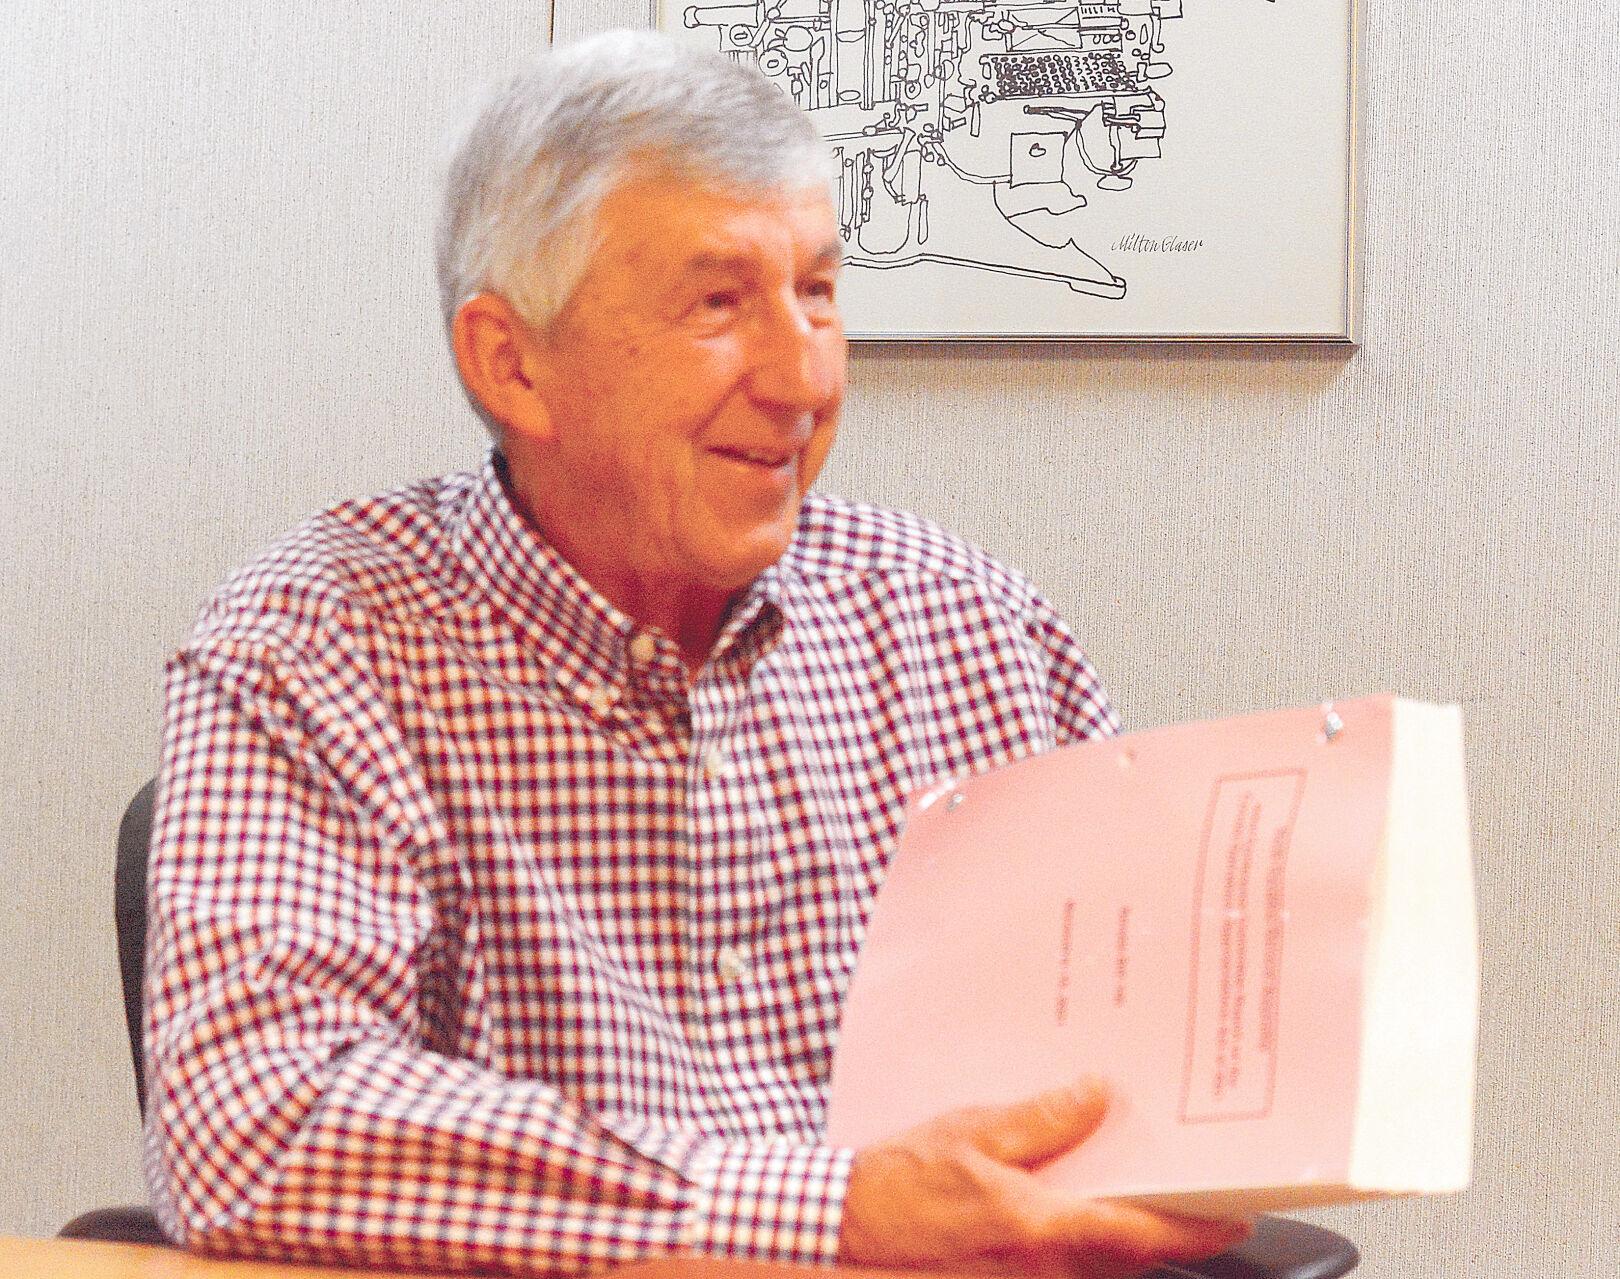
[144,452,1118,1275]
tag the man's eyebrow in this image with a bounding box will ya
[675,242,845,278]
[810,240,844,270]
[677,253,754,278]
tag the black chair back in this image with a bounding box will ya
[59,780,166,1245]
[115,779,156,1118]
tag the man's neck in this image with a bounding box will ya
[496,452,734,676]
[591,572,733,676]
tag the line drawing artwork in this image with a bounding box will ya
[673,0,1279,306]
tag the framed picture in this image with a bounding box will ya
[655,0,1361,342]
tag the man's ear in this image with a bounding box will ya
[451,293,555,442]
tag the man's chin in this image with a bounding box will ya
[692,526,798,594]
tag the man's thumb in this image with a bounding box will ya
[965,1078,1112,1169]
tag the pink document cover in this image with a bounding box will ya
[825,696,1395,1198]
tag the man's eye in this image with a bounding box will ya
[801,278,837,301]
[702,291,740,311]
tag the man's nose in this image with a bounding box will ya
[745,297,844,413]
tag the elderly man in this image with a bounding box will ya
[144,30,1246,1279]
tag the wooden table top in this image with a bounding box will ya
[0,1235,950,1279]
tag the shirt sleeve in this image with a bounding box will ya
[1021,591,1123,744]
[143,633,852,1276]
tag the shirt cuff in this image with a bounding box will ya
[688,1139,855,1267]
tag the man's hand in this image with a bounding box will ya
[837,1079,1252,1277]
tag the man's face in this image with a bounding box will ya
[516,172,846,603]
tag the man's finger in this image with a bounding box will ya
[962,1077,1112,1168]
[1049,1197,1253,1267]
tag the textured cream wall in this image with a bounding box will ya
[2,1,1616,1274]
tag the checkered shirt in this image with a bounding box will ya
[144,452,1118,1275]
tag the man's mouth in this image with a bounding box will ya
[712,446,796,469]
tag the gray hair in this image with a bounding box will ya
[435,29,835,349]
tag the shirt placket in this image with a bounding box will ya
[683,663,759,1074]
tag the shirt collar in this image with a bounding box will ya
[449,452,794,696]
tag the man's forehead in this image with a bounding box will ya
[599,173,840,266]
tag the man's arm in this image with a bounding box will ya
[1020,590,1123,745]
[144,639,851,1275]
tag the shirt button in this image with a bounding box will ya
[716,946,749,984]
[703,746,727,779]
[584,684,617,717]
[629,632,657,664]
